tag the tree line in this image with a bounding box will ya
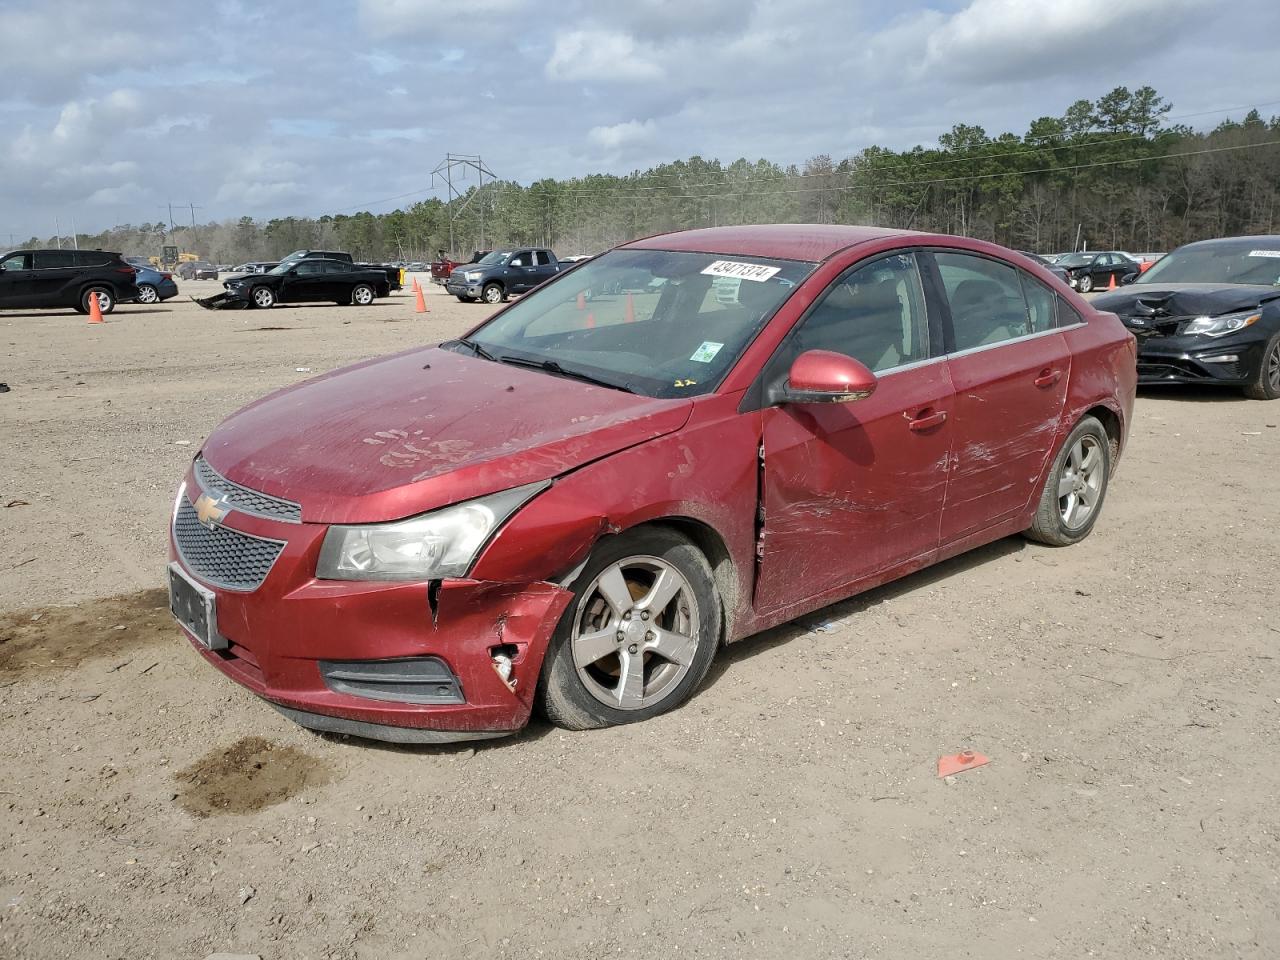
[16,86,1280,263]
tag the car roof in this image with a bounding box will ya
[1174,234,1280,251]
[622,224,920,262]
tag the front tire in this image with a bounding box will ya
[539,528,722,730]
[136,284,158,304]
[251,286,276,309]
[351,283,375,306]
[1077,274,1094,293]
[1024,416,1112,546]
[1244,334,1280,400]
[482,282,505,304]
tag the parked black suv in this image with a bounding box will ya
[0,249,140,314]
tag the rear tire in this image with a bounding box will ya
[539,528,722,730]
[1024,416,1111,546]
[1243,334,1280,400]
[82,286,115,315]
[351,283,375,306]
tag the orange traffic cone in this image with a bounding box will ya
[585,312,595,329]
[415,285,427,314]
[576,291,586,310]
[624,293,635,323]
[1107,273,1117,290]
[87,292,104,324]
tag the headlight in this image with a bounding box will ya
[1182,311,1261,338]
[316,481,548,581]
[465,271,482,281]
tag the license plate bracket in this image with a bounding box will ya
[168,561,226,651]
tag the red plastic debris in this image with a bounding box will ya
[937,750,990,778]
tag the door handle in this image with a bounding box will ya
[907,408,948,432]
[1034,368,1062,388]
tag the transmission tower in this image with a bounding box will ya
[431,153,497,255]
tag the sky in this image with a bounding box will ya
[1,0,1278,241]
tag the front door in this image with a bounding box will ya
[506,251,534,292]
[282,260,329,302]
[930,252,1071,543]
[756,252,954,613]
[0,252,34,307]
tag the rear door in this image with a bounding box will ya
[533,250,558,286]
[30,250,79,306]
[928,251,1070,544]
[323,259,358,299]
[756,252,954,612]
[0,252,34,307]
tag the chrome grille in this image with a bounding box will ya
[173,496,285,591]
[194,458,301,523]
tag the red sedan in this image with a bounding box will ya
[168,225,1136,743]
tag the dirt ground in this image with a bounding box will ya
[1,278,1278,960]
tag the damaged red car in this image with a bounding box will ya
[169,225,1136,743]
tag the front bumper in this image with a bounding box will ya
[1131,331,1268,386]
[169,472,572,741]
[444,277,482,298]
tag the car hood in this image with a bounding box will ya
[1092,282,1280,318]
[200,346,694,524]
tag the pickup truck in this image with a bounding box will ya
[430,250,488,286]
[444,248,567,303]
[278,249,403,291]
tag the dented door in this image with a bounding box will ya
[755,361,955,613]
[940,333,1070,542]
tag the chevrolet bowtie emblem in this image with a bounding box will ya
[195,492,230,528]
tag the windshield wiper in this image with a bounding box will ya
[496,354,635,393]
[449,337,498,362]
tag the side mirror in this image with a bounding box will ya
[1121,273,1137,285]
[288,268,298,276]
[781,350,877,404]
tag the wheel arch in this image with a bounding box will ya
[618,516,737,646]
[1082,403,1122,472]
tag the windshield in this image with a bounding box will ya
[455,248,815,399]
[1056,253,1096,268]
[1136,243,1280,286]
[267,262,295,275]
[476,250,510,266]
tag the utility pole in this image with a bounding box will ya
[187,202,202,250]
[55,217,62,249]
[431,153,496,255]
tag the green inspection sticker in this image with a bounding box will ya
[690,341,724,363]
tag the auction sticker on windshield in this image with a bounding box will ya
[690,341,724,363]
[1248,250,1280,258]
[701,260,781,282]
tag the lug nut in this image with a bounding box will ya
[645,630,656,641]
[640,611,650,621]
[628,643,638,654]
[616,631,625,641]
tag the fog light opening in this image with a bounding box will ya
[491,644,519,691]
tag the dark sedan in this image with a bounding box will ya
[1091,235,1280,400]
[204,258,390,309]
[1055,251,1141,292]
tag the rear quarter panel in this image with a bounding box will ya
[1060,306,1137,463]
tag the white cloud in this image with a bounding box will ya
[588,119,657,151]
[546,30,663,82]
[358,0,526,36]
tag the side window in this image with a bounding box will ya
[74,251,111,266]
[295,260,323,275]
[1019,273,1057,333]
[1056,296,1086,328]
[935,252,1031,351]
[534,251,551,266]
[33,251,76,269]
[323,260,350,274]
[789,253,931,373]
[1,253,31,271]
[509,252,527,267]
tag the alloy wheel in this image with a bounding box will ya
[137,284,158,304]
[571,556,701,711]
[1057,434,1103,529]
[253,287,274,308]
[1268,342,1280,392]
